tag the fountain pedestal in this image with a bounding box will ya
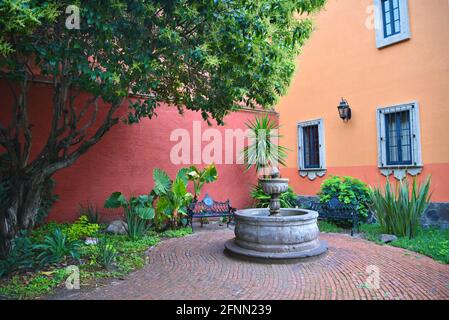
[224,177,327,261]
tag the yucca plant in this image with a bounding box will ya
[369,176,432,239]
[242,116,289,176]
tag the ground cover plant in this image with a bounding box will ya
[317,220,448,264]
[0,223,194,299]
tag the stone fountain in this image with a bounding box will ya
[224,173,327,261]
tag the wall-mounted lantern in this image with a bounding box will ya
[337,98,352,122]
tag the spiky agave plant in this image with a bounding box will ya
[242,116,289,176]
[369,176,432,239]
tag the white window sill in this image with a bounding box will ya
[299,169,327,181]
[379,165,423,180]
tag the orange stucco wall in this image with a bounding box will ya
[277,0,449,201]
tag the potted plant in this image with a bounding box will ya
[242,116,290,215]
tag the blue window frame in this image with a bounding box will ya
[302,125,320,168]
[385,110,412,165]
[381,0,401,38]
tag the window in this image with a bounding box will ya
[376,102,422,179]
[385,111,412,165]
[303,125,320,168]
[374,0,411,48]
[297,119,326,180]
[381,0,401,37]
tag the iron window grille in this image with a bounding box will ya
[297,119,326,180]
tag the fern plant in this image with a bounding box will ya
[369,176,432,239]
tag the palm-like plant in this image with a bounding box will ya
[369,176,432,239]
[186,164,218,200]
[153,168,194,229]
[242,116,289,176]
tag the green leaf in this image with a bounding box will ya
[135,207,155,220]
[172,178,187,197]
[104,192,127,208]
[153,169,171,196]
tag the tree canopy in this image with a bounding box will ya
[0,0,325,257]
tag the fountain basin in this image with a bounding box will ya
[225,208,328,260]
[259,178,289,195]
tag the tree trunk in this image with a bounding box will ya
[0,174,45,259]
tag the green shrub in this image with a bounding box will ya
[34,228,82,266]
[369,176,431,239]
[251,185,297,208]
[318,176,371,219]
[104,193,154,240]
[65,216,100,241]
[0,234,36,278]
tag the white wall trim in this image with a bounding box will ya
[374,0,411,49]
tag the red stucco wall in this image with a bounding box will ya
[1,81,276,222]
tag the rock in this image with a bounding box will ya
[106,220,128,235]
[85,237,98,245]
[379,234,398,243]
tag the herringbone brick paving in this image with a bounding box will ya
[50,228,449,300]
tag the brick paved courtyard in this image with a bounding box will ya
[52,228,449,300]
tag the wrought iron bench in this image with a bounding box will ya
[187,194,236,232]
[302,197,360,236]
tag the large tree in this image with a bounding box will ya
[0,0,325,257]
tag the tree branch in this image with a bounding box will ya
[44,98,123,176]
